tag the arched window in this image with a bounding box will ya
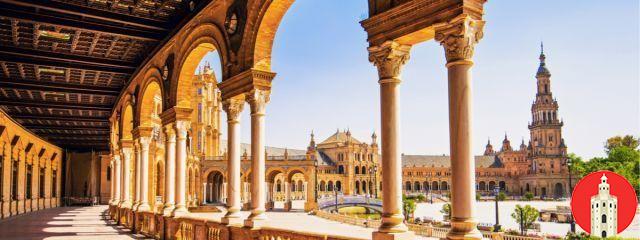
[327,181,333,191]
[39,167,45,198]
[361,166,367,175]
[355,166,359,174]
[26,164,32,199]
[276,180,282,192]
[320,181,326,191]
[601,214,606,223]
[11,159,18,200]
[338,165,344,174]
[405,181,411,191]
[414,181,421,192]
[355,181,360,194]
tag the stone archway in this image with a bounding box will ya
[554,182,563,198]
[205,171,224,204]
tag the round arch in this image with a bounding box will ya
[173,23,227,109]
[120,103,134,141]
[136,72,163,128]
[249,0,295,71]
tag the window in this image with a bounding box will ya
[26,164,32,199]
[602,214,607,223]
[52,170,57,197]
[197,103,203,123]
[39,168,45,198]
[106,166,111,181]
[197,88,202,95]
[11,160,18,200]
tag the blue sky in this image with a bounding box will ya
[201,1,639,159]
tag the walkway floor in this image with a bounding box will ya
[0,206,149,240]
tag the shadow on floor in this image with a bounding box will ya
[0,205,150,240]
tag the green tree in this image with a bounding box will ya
[605,135,639,152]
[523,192,534,201]
[402,196,416,221]
[440,203,451,221]
[497,192,507,201]
[511,204,539,235]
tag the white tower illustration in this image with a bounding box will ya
[590,174,617,238]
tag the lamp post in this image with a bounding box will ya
[373,165,378,198]
[567,157,575,233]
[334,189,338,213]
[493,186,501,232]
[314,160,318,203]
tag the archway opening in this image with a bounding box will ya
[205,171,224,204]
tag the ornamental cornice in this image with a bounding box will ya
[218,68,275,101]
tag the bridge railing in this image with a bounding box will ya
[318,195,382,209]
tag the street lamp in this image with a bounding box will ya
[567,157,575,233]
[493,186,501,232]
[334,188,339,213]
[314,160,318,203]
[373,165,378,198]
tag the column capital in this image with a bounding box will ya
[137,136,151,150]
[223,96,245,122]
[246,89,270,115]
[121,147,133,157]
[368,40,412,81]
[434,14,485,64]
[175,121,191,140]
[164,123,176,141]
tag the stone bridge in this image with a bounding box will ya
[318,195,383,213]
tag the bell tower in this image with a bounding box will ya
[528,43,568,175]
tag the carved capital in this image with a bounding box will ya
[223,96,245,122]
[246,89,270,115]
[174,121,191,140]
[113,154,121,164]
[138,136,151,150]
[434,15,485,64]
[121,147,133,161]
[164,123,176,142]
[368,40,411,81]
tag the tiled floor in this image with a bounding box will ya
[0,206,149,240]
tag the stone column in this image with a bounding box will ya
[172,121,190,217]
[138,137,151,212]
[435,15,485,240]
[202,183,207,205]
[245,89,269,228]
[113,155,121,206]
[120,147,133,208]
[163,124,176,216]
[221,97,244,225]
[368,40,413,239]
[133,142,141,210]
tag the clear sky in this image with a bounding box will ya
[200,0,639,159]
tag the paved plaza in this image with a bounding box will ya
[0,206,149,240]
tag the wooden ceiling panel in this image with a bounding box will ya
[0,0,210,150]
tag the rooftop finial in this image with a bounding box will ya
[539,41,546,64]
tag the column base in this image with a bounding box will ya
[244,212,268,229]
[283,201,292,211]
[304,202,318,212]
[137,203,151,213]
[163,204,175,216]
[172,205,189,218]
[221,211,244,226]
[379,213,408,233]
[372,231,415,240]
[120,200,132,209]
[447,217,483,240]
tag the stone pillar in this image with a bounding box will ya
[172,121,190,217]
[137,137,151,212]
[284,182,292,211]
[435,15,485,240]
[368,40,413,239]
[202,183,207,205]
[133,141,141,210]
[120,147,133,208]
[245,89,269,228]
[113,155,121,205]
[163,124,176,216]
[221,97,244,225]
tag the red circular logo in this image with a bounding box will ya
[570,170,637,234]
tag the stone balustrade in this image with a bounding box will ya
[314,210,545,240]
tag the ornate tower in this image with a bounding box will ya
[591,174,618,238]
[484,139,495,156]
[528,44,568,175]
